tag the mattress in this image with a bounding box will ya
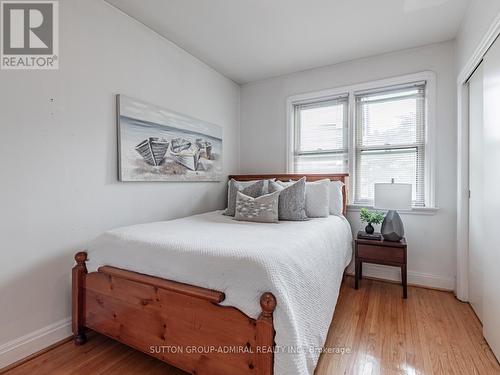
[86,210,353,375]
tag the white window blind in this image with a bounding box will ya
[354,83,426,206]
[293,95,348,173]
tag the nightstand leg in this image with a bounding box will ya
[355,260,360,289]
[402,264,407,299]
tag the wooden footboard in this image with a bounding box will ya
[72,252,276,375]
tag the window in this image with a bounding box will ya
[293,96,348,173]
[354,84,426,206]
[287,72,434,208]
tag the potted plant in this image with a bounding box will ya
[360,208,384,234]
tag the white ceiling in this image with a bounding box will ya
[105,0,470,84]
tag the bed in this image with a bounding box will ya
[72,174,351,375]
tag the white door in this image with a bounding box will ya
[468,63,484,322]
[482,37,500,360]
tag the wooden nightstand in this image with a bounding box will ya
[355,237,408,298]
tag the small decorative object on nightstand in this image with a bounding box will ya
[359,207,384,235]
[355,236,408,298]
[374,180,412,242]
[357,230,382,241]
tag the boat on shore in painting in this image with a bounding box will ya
[169,138,202,171]
[135,137,169,166]
[196,138,213,160]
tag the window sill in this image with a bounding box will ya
[347,204,439,216]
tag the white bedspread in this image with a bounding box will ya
[87,211,352,375]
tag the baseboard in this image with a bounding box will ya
[0,317,72,370]
[345,263,455,291]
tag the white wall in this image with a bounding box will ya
[0,0,239,366]
[456,0,500,74]
[240,42,457,290]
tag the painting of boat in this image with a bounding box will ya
[168,138,201,171]
[117,95,223,181]
[135,137,169,166]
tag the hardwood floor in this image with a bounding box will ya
[316,277,500,374]
[2,278,499,375]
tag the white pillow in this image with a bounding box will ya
[329,180,344,215]
[305,179,330,218]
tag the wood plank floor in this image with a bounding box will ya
[3,278,499,375]
[316,277,500,375]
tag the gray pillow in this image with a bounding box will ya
[269,178,308,221]
[224,179,264,216]
[234,191,280,223]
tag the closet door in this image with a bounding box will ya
[468,64,483,322]
[482,37,500,360]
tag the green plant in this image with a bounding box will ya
[360,208,384,225]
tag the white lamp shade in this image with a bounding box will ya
[374,183,412,210]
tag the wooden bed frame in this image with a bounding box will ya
[72,173,348,375]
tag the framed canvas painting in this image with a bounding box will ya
[117,95,223,182]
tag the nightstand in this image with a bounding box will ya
[354,237,407,298]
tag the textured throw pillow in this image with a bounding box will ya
[262,179,276,194]
[305,179,330,218]
[329,180,344,215]
[224,179,264,216]
[242,179,276,194]
[269,178,308,221]
[234,191,280,223]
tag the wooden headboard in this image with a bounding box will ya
[228,173,349,215]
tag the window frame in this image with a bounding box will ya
[293,95,349,173]
[354,82,427,207]
[286,71,437,210]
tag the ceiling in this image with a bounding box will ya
[106,0,470,84]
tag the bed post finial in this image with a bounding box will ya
[259,292,277,321]
[72,251,88,345]
[257,292,276,375]
[75,251,87,265]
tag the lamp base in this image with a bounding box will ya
[381,210,404,242]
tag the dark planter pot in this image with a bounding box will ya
[365,223,375,234]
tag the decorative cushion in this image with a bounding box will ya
[263,179,276,194]
[234,191,280,223]
[224,179,264,216]
[329,180,344,215]
[269,178,308,221]
[226,179,275,194]
[305,179,330,218]
[276,178,331,217]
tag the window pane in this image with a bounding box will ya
[298,100,346,152]
[355,84,426,206]
[356,149,417,202]
[358,93,421,147]
[294,152,348,174]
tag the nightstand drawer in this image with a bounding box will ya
[357,244,404,263]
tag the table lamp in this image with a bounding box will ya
[374,181,412,241]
